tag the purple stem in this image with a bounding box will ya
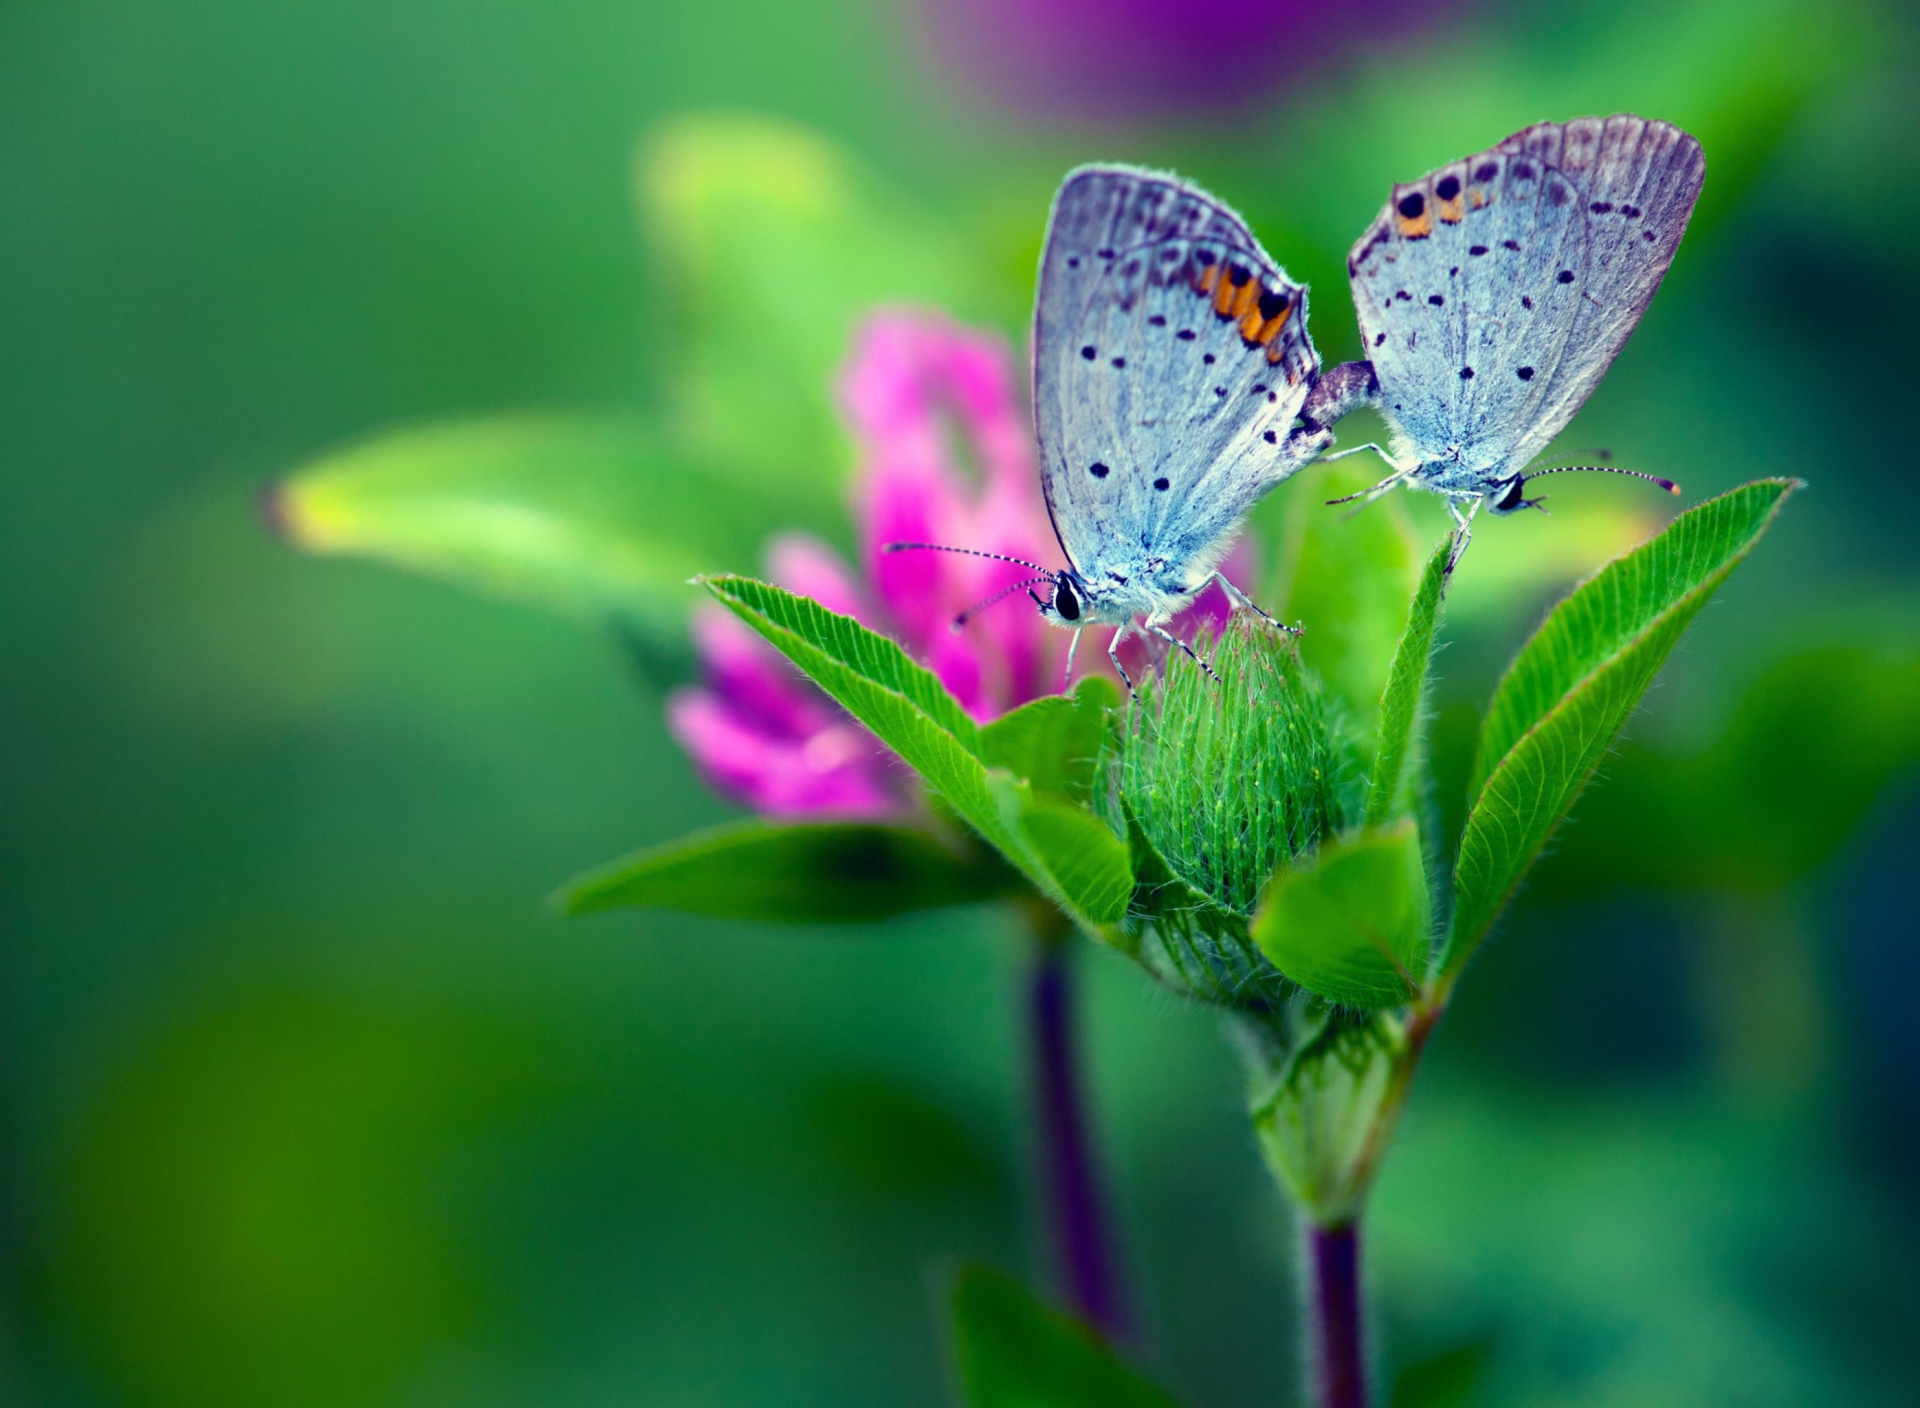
[1307,1220,1368,1408]
[1028,932,1134,1340]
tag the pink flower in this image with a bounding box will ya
[667,308,1258,819]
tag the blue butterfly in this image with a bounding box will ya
[1322,115,1705,566]
[893,165,1343,686]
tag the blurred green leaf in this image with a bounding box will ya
[1123,622,1346,917]
[698,576,1131,928]
[1446,479,1798,975]
[641,114,998,492]
[1367,538,1452,828]
[1264,459,1424,746]
[1254,821,1428,1009]
[1390,1337,1496,1408]
[949,1264,1182,1408]
[559,819,1027,922]
[1528,639,1920,898]
[273,414,813,644]
[979,677,1120,806]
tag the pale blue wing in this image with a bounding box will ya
[1034,165,1317,591]
[1349,116,1703,481]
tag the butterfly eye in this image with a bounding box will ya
[1053,579,1081,622]
[1494,477,1528,513]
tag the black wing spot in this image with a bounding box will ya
[1374,332,1385,347]
[1203,352,1216,364]
[1397,191,1426,219]
[1213,386,1227,397]
[1474,162,1498,182]
[1556,269,1575,284]
[1153,476,1171,490]
[1460,366,1474,379]
[1067,256,1080,269]
[1081,345,1097,360]
[1177,328,1196,340]
[1096,246,1116,258]
[1469,245,1489,256]
[1589,201,1613,214]
[1258,288,1287,319]
[1521,295,1534,310]
[1502,239,1520,251]
[1396,290,1412,301]
[1450,266,1459,276]
[1251,384,1266,393]
[1643,230,1657,242]
[1111,357,1127,369]
[1435,175,1461,200]
[1149,314,1166,326]
[1429,294,1445,306]
[1228,263,1252,286]
[1263,430,1277,444]
[1547,183,1570,207]
[1268,391,1278,402]
[1193,247,1215,266]
[1089,462,1110,478]
[1512,161,1535,180]
[1622,203,1642,218]
[1517,366,1535,381]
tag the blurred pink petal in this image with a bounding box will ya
[667,690,899,819]
[766,533,872,623]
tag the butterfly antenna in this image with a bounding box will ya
[884,542,1053,574]
[1521,465,1679,495]
[953,577,1054,629]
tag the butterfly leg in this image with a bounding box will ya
[1147,621,1221,683]
[1106,623,1137,695]
[1062,627,1084,689]
[1211,572,1302,636]
[1444,497,1482,575]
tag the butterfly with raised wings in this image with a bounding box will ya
[1320,114,1706,566]
[891,165,1349,687]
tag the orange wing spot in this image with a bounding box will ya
[1212,273,1239,317]
[1266,340,1288,365]
[1238,306,1265,341]
[1437,194,1465,223]
[1195,263,1221,295]
[1395,209,1433,239]
[1469,190,1490,209]
[1230,279,1260,322]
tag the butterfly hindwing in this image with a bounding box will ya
[1035,166,1317,594]
[1349,115,1704,480]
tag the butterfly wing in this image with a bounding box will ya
[1349,115,1703,479]
[1034,166,1318,596]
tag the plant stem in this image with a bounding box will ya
[1307,1219,1367,1408]
[1027,913,1134,1340]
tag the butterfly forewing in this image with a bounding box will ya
[1035,166,1317,594]
[1349,115,1703,480]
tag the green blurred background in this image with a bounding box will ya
[4,0,1920,1403]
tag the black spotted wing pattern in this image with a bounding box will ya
[1034,165,1318,596]
[1348,115,1704,484]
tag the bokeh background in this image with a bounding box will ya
[5,0,1920,1404]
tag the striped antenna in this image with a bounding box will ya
[954,577,1055,629]
[1521,465,1679,494]
[884,542,1055,574]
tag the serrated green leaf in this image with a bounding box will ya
[949,1264,1181,1408]
[1253,821,1428,1008]
[979,677,1119,805]
[698,576,1129,929]
[557,820,1028,922]
[640,115,997,492]
[1446,479,1798,974]
[1366,537,1452,827]
[1264,458,1423,744]
[271,414,808,644]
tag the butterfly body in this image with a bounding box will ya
[1337,115,1704,553]
[1028,165,1329,656]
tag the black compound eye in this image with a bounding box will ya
[1053,579,1081,622]
[1496,477,1527,512]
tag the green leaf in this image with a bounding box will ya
[698,576,1131,928]
[1446,479,1799,975]
[979,677,1120,805]
[1263,458,1424,744]
[558,820,1028,923]
[949,1264,1181,1408]
[640,115,998,492]
[1253,821,1429,1008]
[271,414,809,643]
[1366,537,1452,827]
